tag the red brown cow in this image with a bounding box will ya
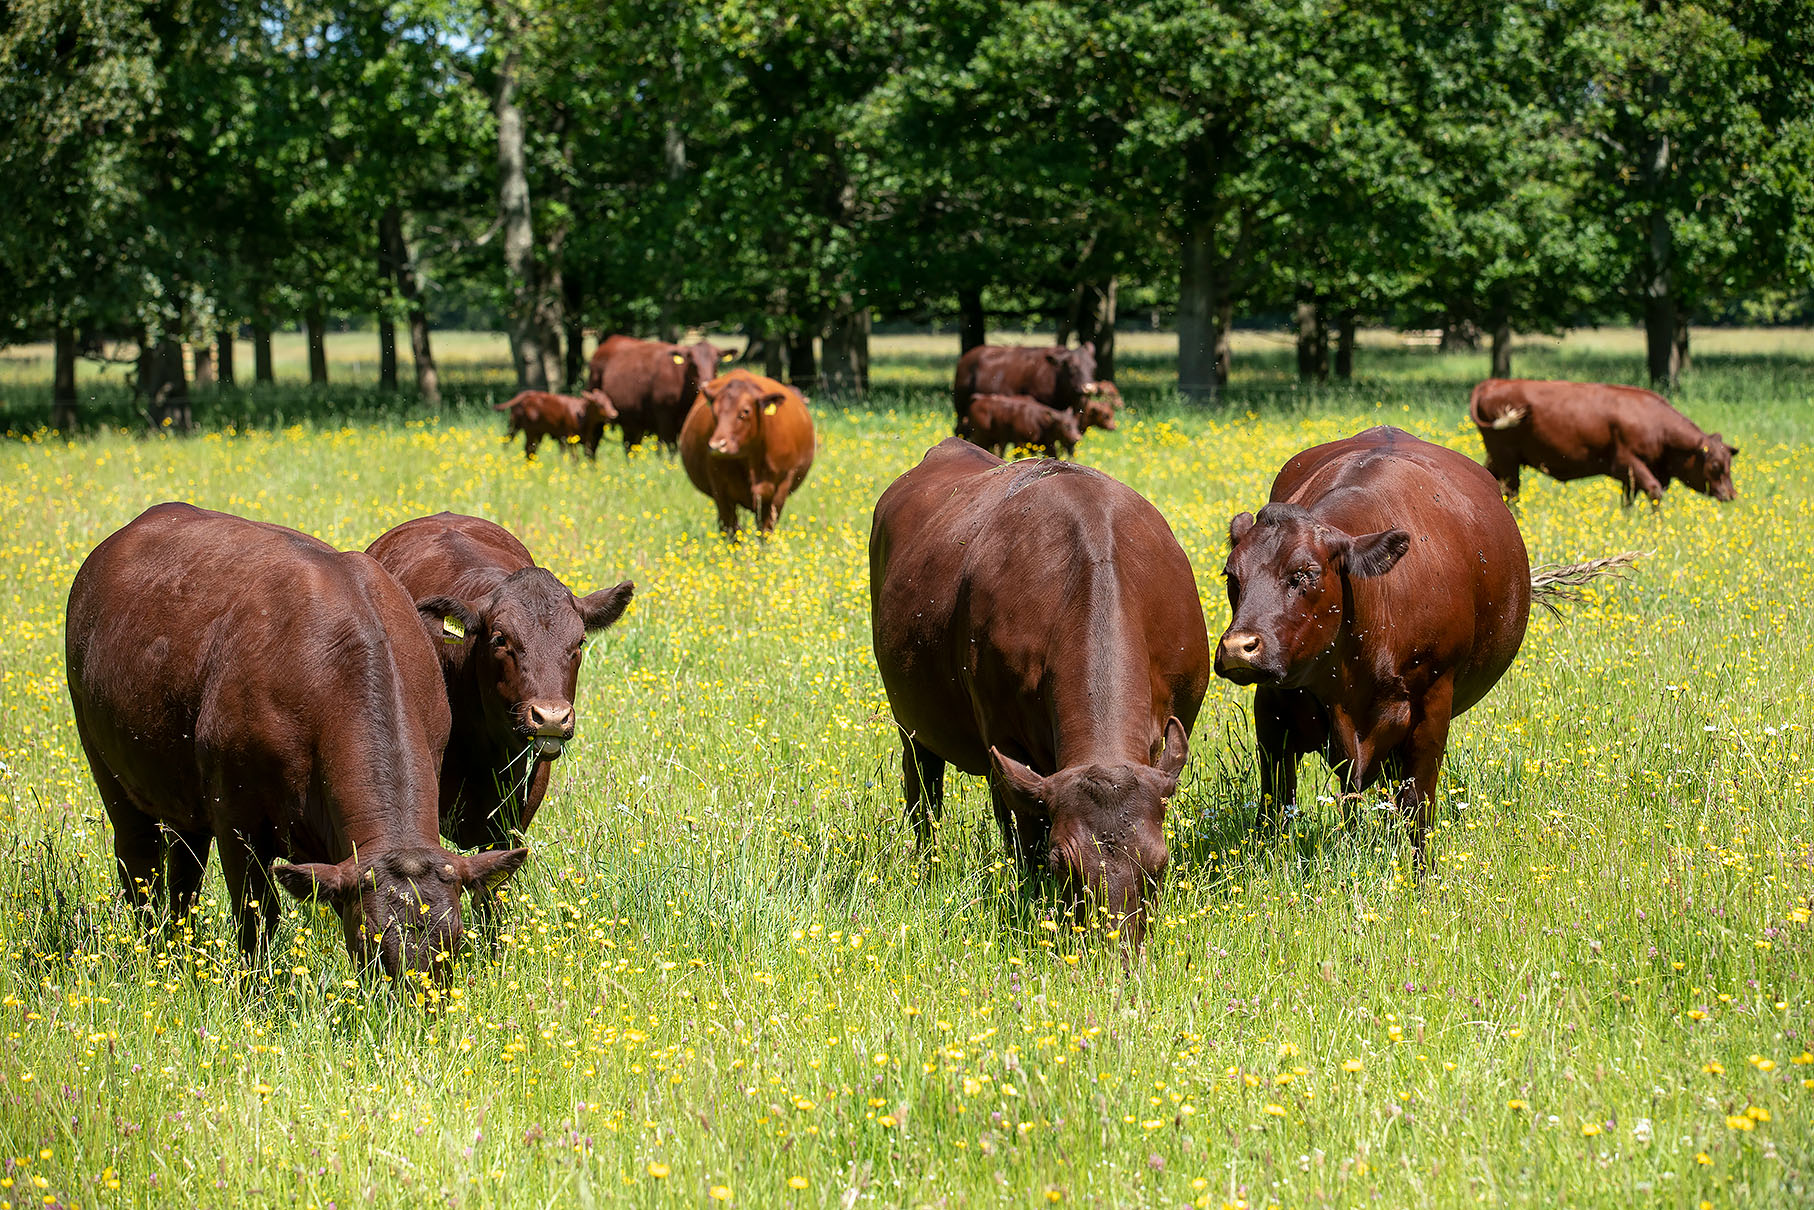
[953,342,1097,418]
[1214,427,1546,862]
[871,438,1210,946]
[679,369,816,536]
[366,514,634,854]
[66,503,525,980]
[955,393,1084,458]
[586,335,732,454]
[1081,380,1122,434]
[1469,378,1738,506]
[495,389,617,460]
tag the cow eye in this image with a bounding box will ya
[491,632,510,651]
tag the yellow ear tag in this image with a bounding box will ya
[671,353,685,365]
[764,403,779,416]
[442,616,465,642]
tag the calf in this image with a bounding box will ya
[679,369,816,536]
[587,335,732,454]
[366,513,634,851]
[1469,377,1737,505]
[1214,427,1531,862]
[871,438,1210,947]
[495,389,617,459]
[956,393,1084,458]
[953,342,1097,418]
[66,503,525,980]
[1082,380,1122,434]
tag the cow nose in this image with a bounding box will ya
[1219,632,1264,665]
[527,702,575,735]
[708,437,727,453]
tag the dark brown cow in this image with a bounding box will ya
[1214,427,1532,861]
[679,369,816,536]
[1469,378,1738,505]
[494,389,617,460]
[585,335,732,454]
[953,342,1097,418]
[66,503,525,980]
[366,514,634,853]
[955,393,1084,458]
[871,438,1210,946]
[1081,380,1122,434]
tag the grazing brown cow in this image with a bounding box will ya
[366,514,634,853]
[1214,427,1534,862]
[66,503,526,980]
[679,369,816,536]
[1081,380,1122,433]
[953,342,1097,418]
[1469,378,1738,505]
[871,438,1210,946]
[956,393,1084,458]
[586,335,732,454]
[495,389,617,459]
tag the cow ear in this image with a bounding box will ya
[1228,511,1255,547]
[576,580,634,632]
[1153,717,1188,785]
[1080,340,1094,356]
[1336,529,1410,578]
[757,391,789,415]
[990,747,1050,801]
[583,389,617,419]
[415,596,481,655]
[272,859,361,904]
[462,847,528,894]
[717,346,734,362]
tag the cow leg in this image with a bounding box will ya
[105,795,165,921]
[990,783,1050,879]
[1612,445,1663,506]
[1254,686,1325,833]
[164,827,214,923]
[1482,447,1520,501]
[713,492,740,538]
[901,737,946,845]
[523,431,541,459]
[751,478,777,535]
[216,827,281,962]
[766,471,800,533]
[1396,681,1455,871]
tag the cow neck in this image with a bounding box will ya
[1048,555,1153,771]
[317,641,446,858]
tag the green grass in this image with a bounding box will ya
[0,337,1811,1208]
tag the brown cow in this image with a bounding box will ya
[1082,380,1122,434]
[955,393,1084,458]
[65,503,525,980]
[1469,378,1738,505]
[1214,427,1534,862]
[586,335,733,454]
[679,369,816,537]
[953,342,1097,418]
[871,438,1210,946]
[494,389,617,460]
[366,514,634,853]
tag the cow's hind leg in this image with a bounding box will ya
[1396,680,1455,873]
[901,736,946,845]
[216,825,282,964]
[105,795,164,923]
[164,827,213,924]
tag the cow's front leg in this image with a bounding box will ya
[1329,697,1412,827]
[1254,685,1324,833]
[1395,679,1455,873]
[713,490,740,538]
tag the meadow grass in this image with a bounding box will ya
[0,340,1810,1208]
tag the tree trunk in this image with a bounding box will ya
[305,306,329,385]
[1490,319,1514,378]
[1179,215,1219,401]
[134,325,154,399]
[381,206,440,406]
[253,324,274,384]
[192,340,214,389]
[1295,296,1328,383]
[216,327,235,386]
[1674,312,1690,375]
[53,324,78,434]
[1334,311,1356,381]
[378,315,398,391]
[1642,124,1679,387]
[656,117,687,344]
[787,329,819,392]
[1073,278,1117,381]
[958,287,986,352]
[376,211,400,392]
[823,304,870,397]
[146,335,192,432]
[1214,299,1233,387]
[563,273,585,390]
[496,44,551,391]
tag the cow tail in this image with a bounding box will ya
[493,399,513,411]
[1468,384,1528,431]
[1529,551,1646,617]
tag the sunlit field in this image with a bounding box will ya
[1,337,1812,1208]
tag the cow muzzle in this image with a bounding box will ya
[707,436,738,456]
[1214,631,1276,684]
[524,701,576,757]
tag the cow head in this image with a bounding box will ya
[580,388,618,422]
[1043,408,1084,450]
[1675,434,1738,501]
[1046,342,1098,408]
[700,371,789,458]
[990,718,1187,949]
[1216,503,1409,685]
[272,845,527,981]
[1082,381,1120,432]
[417,569,634,759]
[671,341,728,391]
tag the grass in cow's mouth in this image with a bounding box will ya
[0,335,1811,1207]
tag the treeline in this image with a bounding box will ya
[5,0,1813,431]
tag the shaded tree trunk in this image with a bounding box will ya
[1490,319,1514,378]
[1334,310,1356,381]
[1177,135,1225,402]
[305,305,329,386]
[1295,295,1328,383]
[376,211,399,392]
[253,323,274,384]
[1439,314,1479,352]
[145,335,192,432]
[216,327,235,386]
[1674,313,1690,376]
[53,324,78,434]
[192,341,214,389]
[786,330,818,392]
[378,316,398,391]
[563,273,585,390]
[381,206,440,407]
[1073,278,1117,381]
[958,287,986,352]
[823,304,870,397]
[1642,125,1680,388]
[1214,299,1233,387]
[134,324,154,398]
[496,44,553,390]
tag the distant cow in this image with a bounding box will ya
[1469,378,1738,505]
[1082,380,1122,434]
[366,514,634,852]
[495,389,616,459]
[1215,427,1533,863]
[956,393,1084,458]
[953,342,1097,418]
[871,438,1209,947]
[679,369,816,536]
[66,503,526,980]
[586,335,732,454]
